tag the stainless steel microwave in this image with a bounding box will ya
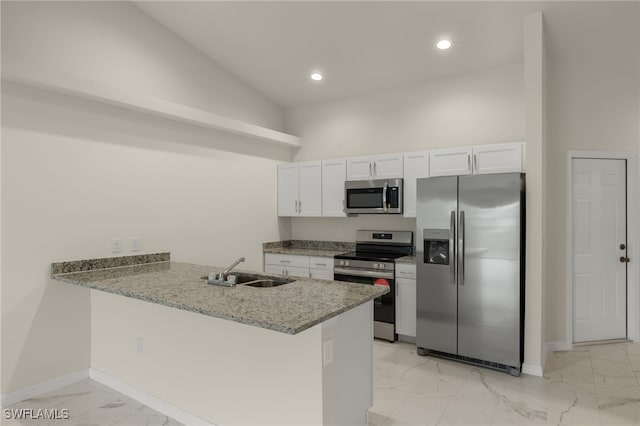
[344,178,403,214]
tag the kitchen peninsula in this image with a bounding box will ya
[51,253,386,426]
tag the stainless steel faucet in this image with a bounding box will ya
[218,257,245,281]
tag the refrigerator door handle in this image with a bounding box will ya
[450,210,456,285]
[459,211,465,286]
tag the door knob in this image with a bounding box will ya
[620,257,630,263]
[620,244,626,250]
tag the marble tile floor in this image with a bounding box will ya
[2,379,182,426]
[369,340,640,426]
[2,341,638,426]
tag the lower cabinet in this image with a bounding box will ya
[264,253,334,280]
[395,263,416,338]
[309,256,334,280]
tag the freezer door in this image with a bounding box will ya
[416,176,458,354]
[457,173,523,367]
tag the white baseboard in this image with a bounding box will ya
[0,369,89,407]
[89,369,214,426]
[546,341,572,352]
[521,363,543,377]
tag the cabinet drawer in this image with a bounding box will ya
[283,265,310,278]
[309,256,333,271]
[395,263,416,279]
[265,253,310,268]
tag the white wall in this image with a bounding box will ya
[1,1,289,395]
[286,62,526,242]
[1,1,284,131]
[543,3,640,344]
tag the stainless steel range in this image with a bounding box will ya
[334,230,413,342]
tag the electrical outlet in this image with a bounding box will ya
[131,237,141,252]
[136,337,143,354]
[111,239,122,253]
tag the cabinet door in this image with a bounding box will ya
[310,269,333,280]
[265,264,286,275]
[346,156,373,181]
[373,154,403,179]
[298,161,322,217]
[396,278,417,337]
[283,265,310,278]
[429,147,473,177]
[277,163,299,216]
[322,159,347,217]
[472,142,524,174]
[402,152,429,218]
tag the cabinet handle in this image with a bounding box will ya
[299,200,302,213]
[373,162,377,176]
[474,154,478,170]
[467,154,471,170]
[280,260,291,264]
[315,263,326,267]
[369,162,372,177]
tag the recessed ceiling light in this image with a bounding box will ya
[310,72,323,81]
[436,39,453,50]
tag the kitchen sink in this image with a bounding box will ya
[201,272,295,288]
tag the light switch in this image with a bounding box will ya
[323,338,334,366]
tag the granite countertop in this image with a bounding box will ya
[396,255,416,264]
[51,254,387,335]
[263,240,354,258]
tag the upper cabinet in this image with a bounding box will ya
[346,154,403,181]
[277,161,322,217]
[322,159,347,217]
[402,151,430,218]
[472,142,524,175]
[430,142,524,177]
[429,147,473,177]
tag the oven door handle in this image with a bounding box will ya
[334,267,394,279]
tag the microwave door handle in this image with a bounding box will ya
[450,211,456,285]
[382,182,388,212]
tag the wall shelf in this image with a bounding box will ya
[1,56,301,148]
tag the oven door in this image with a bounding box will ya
[334,270,395,324]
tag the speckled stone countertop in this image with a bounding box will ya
[396,255,416,264]
[51,254,387,335]
[263,240,354,257]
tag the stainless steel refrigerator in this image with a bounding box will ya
[416,173,525,376]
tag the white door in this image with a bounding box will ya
[572,158,627,343]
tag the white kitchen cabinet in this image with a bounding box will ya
[346,154,403,181]
[429,147,473,177]
[298,162,322,216]
[322,159,347,217]
[395,263,416,338]
[277,163,299,216]
[402,151,430,218]
[309,256,334,280]
[264,253,311,278]
[472,142,524,175]
[277,161,322,217]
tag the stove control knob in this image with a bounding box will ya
[345,261,350,266]
[339,260,345,266]
[373,263,378,268]
[379,263,385,269]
